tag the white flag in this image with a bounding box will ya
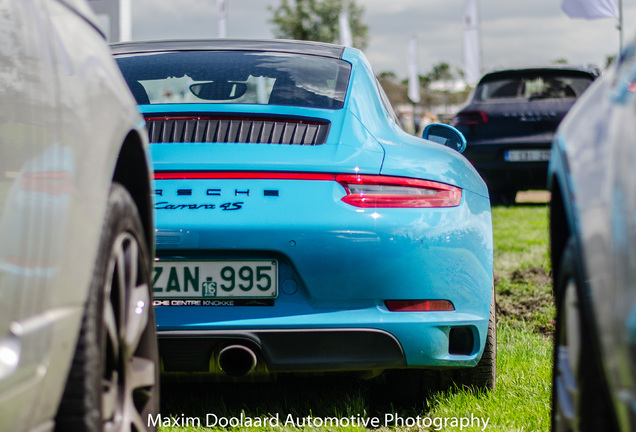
[339,11,353,47]
[407,36,420,104]
[463,0,480,86]
[217,0,228,38]
[562,0,618,19]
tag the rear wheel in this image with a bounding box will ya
[489,187,517,206]
[55,184,159,432]
[551,238,614,431]
[457,290,496,390]
[386,289,496,406]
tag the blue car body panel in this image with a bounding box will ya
[152,182,492,367]
[115,40,494,376]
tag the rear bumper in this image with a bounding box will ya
[474,163,548,191]
[463,141,551,190]
[156,305,488,379]
[159,328,405,374]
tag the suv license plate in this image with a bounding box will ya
[504,149,551,162]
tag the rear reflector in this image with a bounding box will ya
[336,174,462,208]
[385,300,455,312]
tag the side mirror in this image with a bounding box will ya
[422,123,467,153]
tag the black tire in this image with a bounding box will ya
[551,238,615,432]
[55,183,159,432]
[490,188,517,206]
[458,289,497,390]
[385,289,496,406]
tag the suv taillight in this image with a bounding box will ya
[452,110,488,126]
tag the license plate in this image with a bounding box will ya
[152,260,278,299]
[504,149,551,162]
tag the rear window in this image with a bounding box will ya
[115,50,351,109]
[474,71,595,101]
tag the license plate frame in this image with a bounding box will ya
[152,260,278,300]
[504,149,551,162]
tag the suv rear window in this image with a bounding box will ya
[474,71,595,101]
[115,51,351,109]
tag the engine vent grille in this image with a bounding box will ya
[145,116,330,145]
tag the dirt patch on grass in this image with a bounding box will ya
[496,267,555,337]
[510,267,552,286]
[497,295,555,336]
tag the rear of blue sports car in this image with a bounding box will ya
[113,40,494,396]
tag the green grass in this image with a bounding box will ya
[492,205,551,275]
[157,204,554,432]
[492,205,554,336]
[427,321,552,431]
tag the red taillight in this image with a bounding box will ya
[153,172,462,208]
[154,172,334,181]
[336,174,462,208]
[451,110,488,126]
[385,300,455,312]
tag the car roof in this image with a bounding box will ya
[110,39,346,60]
[478,65,601,81]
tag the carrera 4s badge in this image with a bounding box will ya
[155,201,243,211]
[153,187,280,211]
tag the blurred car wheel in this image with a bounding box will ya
[551,238,614,432]
[55,184,159,431]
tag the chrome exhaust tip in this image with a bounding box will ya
[217,344,258,377]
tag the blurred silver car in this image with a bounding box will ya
[0,0,158,431]
[549,38,636,431]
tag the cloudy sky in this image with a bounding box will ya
[127,0,636,79]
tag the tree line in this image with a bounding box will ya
[268,0,471,112]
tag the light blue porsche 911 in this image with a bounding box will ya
[112,39,494,402]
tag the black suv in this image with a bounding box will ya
[452,66,600,204]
